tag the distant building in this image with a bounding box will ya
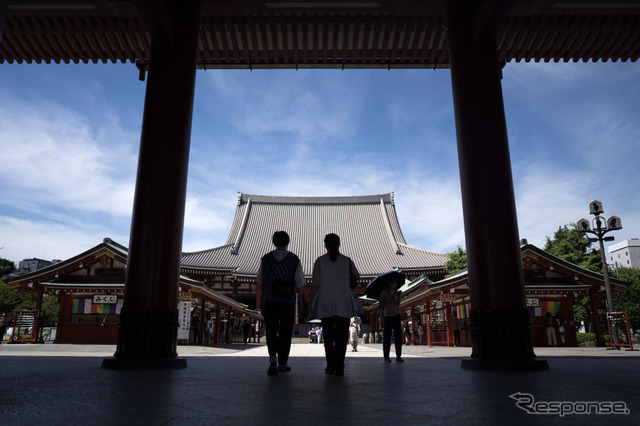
[609,238,640,269]
[5,258,60,278]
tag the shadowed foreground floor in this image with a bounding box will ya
[1,342,638,425]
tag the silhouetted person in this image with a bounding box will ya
[242,319,251,345]
[311,233,360,377]
[556,315,566,346]
[545,312,557,347]
[452,312,461,346]
[379,280,403,362]
[204,315,214,345]
[192,314,201,345]
[257,231,305,375]
[349,315,361,352]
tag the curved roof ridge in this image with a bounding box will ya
[238,192,393,205]
[182,243,234,257]
[231,197,252,254]
[397,242,449,257]
[380,197,402,254]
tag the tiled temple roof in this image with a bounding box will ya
[181,192,449,278]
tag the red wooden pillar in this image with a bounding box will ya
[215,306,221,344]
[565,296,577,347]
[55,293,68,342]
[445,0,547,370]
[426,309,433,348]
[255,280,262,310]
[199,298,206,344]
[590,290,605,346]
[32,287,44,343]
[103,1,202,369]
[446,305,453,347]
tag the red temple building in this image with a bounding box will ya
[6,238,261,344]
[365,242,629,348]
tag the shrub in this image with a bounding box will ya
[576,332,596,345]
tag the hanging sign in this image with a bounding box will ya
[178,300,192,340]
[526,297,540,307]
[93,294,117,304]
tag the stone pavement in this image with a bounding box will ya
[1,341,638,425]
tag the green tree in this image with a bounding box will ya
[543,224,601,272]
[445,246,467,275]
[613,267,640,333]
[0,280,37,323]
[0,257,16,278]
[0,280,59,327]
[41,294,60,327]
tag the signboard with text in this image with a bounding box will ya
[178,300,192,340]
[526,298,540,307]
[93,294,117,304]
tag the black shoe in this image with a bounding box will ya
[384,358,392,363]
[325,367,335,374]
[278,364,291,372]
[396,357,404,363]
[267,364,278,376]
[335,369,344,377]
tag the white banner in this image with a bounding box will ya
[178,300,192,340]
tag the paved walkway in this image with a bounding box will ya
[1,342,638,425]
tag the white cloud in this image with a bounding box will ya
[0,97,137,218]
[201,71,359,145]
[394,177,465,253]
[0,215,128,264]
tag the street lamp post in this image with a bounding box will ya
[576,200,622,344]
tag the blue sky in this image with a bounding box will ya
[0,60,639,265]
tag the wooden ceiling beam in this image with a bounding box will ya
[94,16,116,63]
[247,16,260,65]
[133,0,175,44]
[331,13,339,63]
[291,14,299,64]
[472,0,516,44]
[281,13,290,64]
[0,30,19,62]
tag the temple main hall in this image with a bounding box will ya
[180,192,450,317]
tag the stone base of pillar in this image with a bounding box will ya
[102,307,187,370]
[462,307,549,371]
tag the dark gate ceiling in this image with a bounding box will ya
[1,0,639,68]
